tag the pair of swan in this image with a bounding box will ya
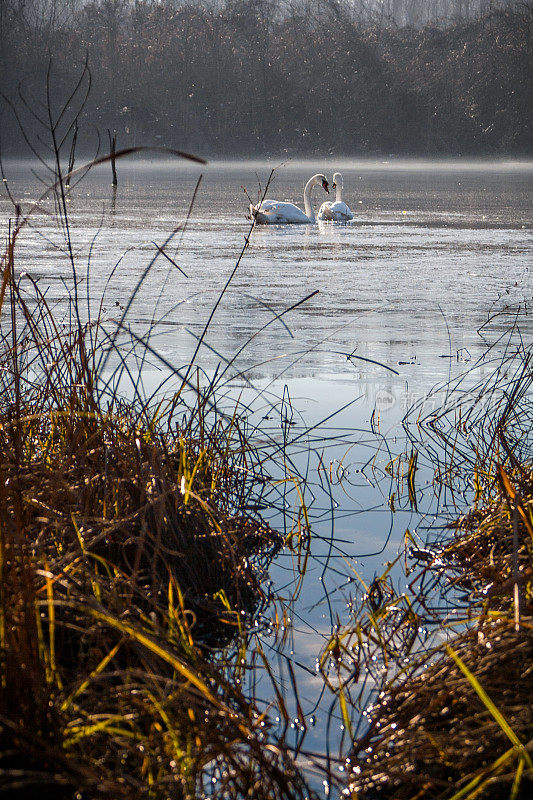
[251,172,353,224]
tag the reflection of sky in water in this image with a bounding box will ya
[228,376,436,769]
[2,159,532,794]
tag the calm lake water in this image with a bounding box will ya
[2,157,532,790]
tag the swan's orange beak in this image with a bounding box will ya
[322,179,329,193]
[332,182,337,190]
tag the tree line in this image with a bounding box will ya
[1,0,531,158]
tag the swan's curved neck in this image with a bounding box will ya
[303,176,318,222]
[333,173,343,203]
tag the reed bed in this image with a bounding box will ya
[321,344,533,799]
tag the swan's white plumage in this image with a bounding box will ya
[251,200,312,224]
[251,174,329,224]
[318,173,353,221]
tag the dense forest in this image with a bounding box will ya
[0,0,531,157]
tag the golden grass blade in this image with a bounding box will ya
[64,720,140,747]
[498,463,533,541]
[445,644,533,769]
[146,691,186,762]
[407,449,418,510]
[338,686,354,742]
[45,563,62,689]
[61,641,122,712]
[84,605,251,735]
[447,745,519,800]
[510,756,525,800]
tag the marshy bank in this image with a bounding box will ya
[0,160,320,798]
[323,347,533,799]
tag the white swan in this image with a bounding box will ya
[251,174,329,224]
[318,172,353,221]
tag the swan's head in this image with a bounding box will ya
[306,174,329,195]
[332,172,343,190]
